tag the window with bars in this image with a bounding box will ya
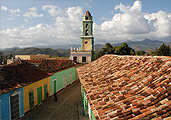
[29,91,34,110]
[10,94,20,120]
[73,57,77,62]
[82,57,86,62]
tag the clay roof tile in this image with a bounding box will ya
[77,55,171,119]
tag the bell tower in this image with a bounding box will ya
[70,10,95,63]
[81,11,94,52]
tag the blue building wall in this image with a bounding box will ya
[0,87,24,120]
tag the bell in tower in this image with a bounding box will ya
[70,10,95,63]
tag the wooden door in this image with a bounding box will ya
[37,87,42,104]
[63,76,66,88]
[53,80,56,93]
[44,84,48,99]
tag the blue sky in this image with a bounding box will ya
[0,0,171,48]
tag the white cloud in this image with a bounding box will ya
[0,6,83,48]
[1,5,8,11]
[101,17,109,21]
[94,0,171,43]
[9,8,21,16]
[66,6,83,20]
[10,8,20,14]
[42,5,65,17]
[23,6,44,18]
[1,6,20,15]
[1,1,171,49]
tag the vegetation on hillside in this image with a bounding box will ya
[0,51,13,64]
[14,47,62,56]
[1,48,68,57]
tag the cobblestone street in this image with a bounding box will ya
[21,81,87,120]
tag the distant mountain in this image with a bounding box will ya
[1,39,170,57]
[36,44,81,49]
[112,39,171,52]
[94,44,104,53]
[2,47,62,57]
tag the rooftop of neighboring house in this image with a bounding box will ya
[0,63,49,94]
[77,55,171,120]
[38,59,76,73]
[24,60,42,63]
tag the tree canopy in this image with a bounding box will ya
[150,43,171,56]
[95,42,135,59]
[136,50,146,55]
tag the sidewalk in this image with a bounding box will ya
[77,99,89,120]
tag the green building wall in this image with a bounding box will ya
[81,85,96,120]
[50,67,78,95]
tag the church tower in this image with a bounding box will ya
[81,11,94,52]
[70,11,94,63]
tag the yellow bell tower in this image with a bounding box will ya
[70,10,94,63]
[81,11,94,52]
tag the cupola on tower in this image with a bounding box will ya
[70,11,94,63]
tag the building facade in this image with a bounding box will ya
[15,55,49,60]
[70,11,94,63]
[37,59,78,96]
[23,77,50,113]
[50,67,78,95]
[0,88,24,120]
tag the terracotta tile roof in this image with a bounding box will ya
[77,55,171,120]
[0,63,49,94]
[24,60,42,63]
[38,59,76,73]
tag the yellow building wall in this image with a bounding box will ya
[15,55,49,60]
[83,39,91,51]
[23,77,50,113]
[15,55,31,60]
[30,55,49,60]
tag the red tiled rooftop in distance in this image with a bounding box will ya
[24,60,42,63]
[38,59,76,73]
[77,55,171,120]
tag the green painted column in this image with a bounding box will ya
[83,91,88,116]
[91,109,96,120]
[81,86,84,103]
